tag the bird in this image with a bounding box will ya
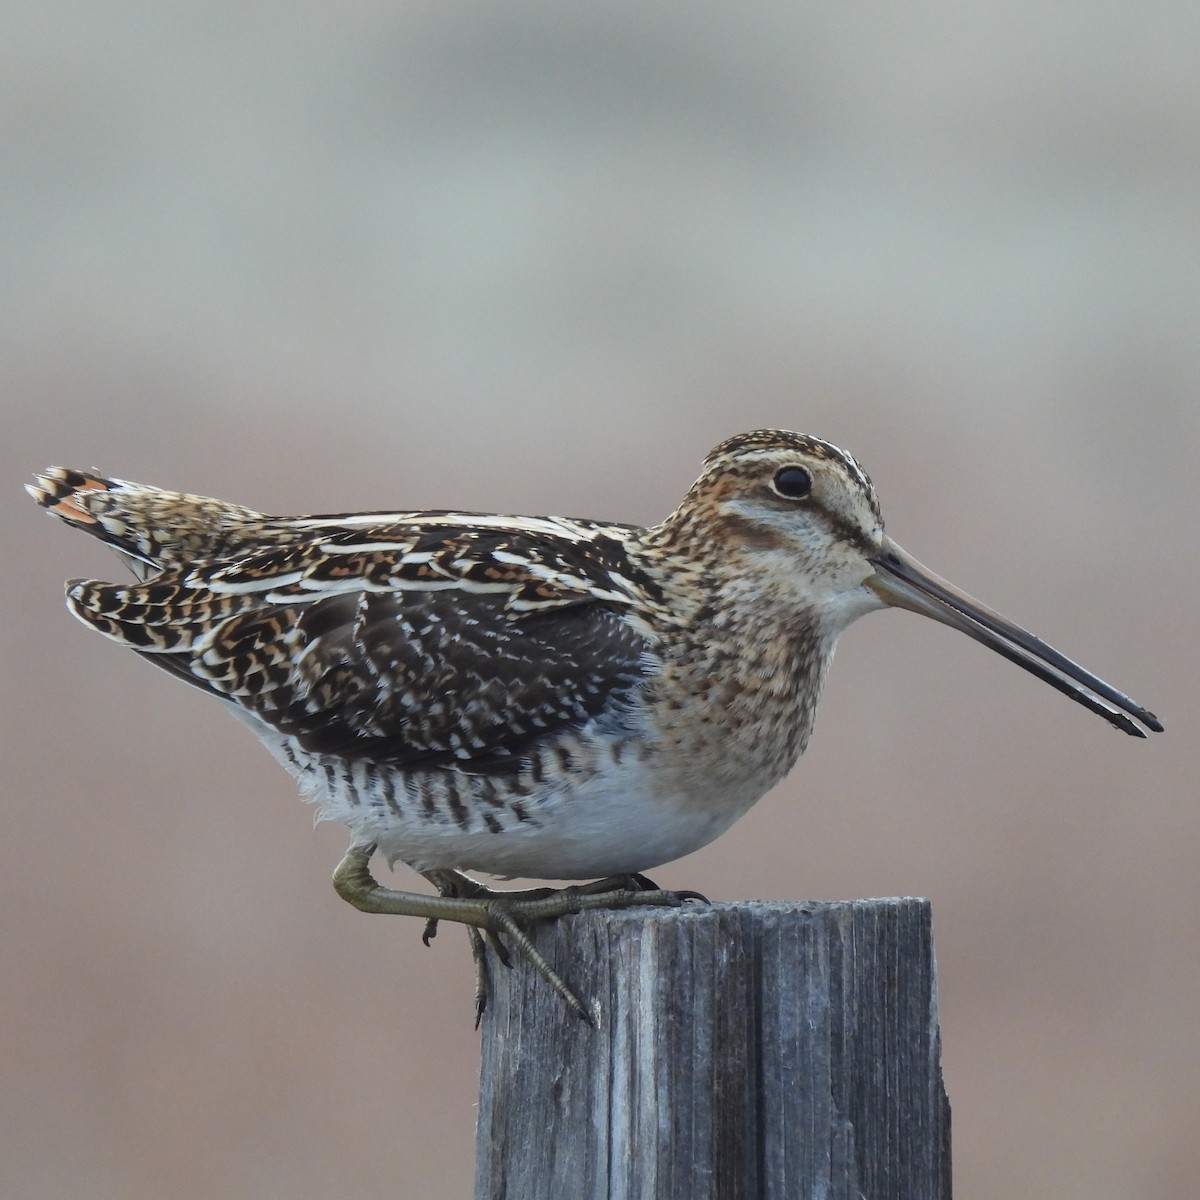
[28,430,1162,1022]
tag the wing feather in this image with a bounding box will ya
[64,518,660,771]
[170,590,648,768]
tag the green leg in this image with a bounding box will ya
[332,842,702,1024]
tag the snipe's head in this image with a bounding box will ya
[661,429,884,626]
[664,429,1162,738]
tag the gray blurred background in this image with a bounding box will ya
[3,4,1196,1197]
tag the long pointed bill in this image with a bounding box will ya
[867,539,1162,738]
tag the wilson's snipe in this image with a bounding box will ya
[29,431,1161,1021]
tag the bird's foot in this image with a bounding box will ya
[333,843,704,1026]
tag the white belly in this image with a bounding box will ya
[376,756,758,880]
[237,694,796,883]
[243,723,768,882]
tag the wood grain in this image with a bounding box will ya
[476,899,951,1200]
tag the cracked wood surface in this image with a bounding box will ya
[475,899,951,1200]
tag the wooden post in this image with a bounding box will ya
[475,899,950,1200]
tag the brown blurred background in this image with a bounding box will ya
[3,4,1196,1198]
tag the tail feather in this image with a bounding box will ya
[27,468,121,527]
[30,468,162,577]
[29,467,267,578]
[34,466,319,704]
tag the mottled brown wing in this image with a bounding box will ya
[152,589,651,770]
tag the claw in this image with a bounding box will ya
[485,929,513,970]
[466,925,490,1026]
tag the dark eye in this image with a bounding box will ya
[772,466,812,499]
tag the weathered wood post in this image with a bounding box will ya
[475,899,950,1200]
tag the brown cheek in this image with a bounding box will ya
[709,514,791,552]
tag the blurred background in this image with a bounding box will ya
[3,3,1196,1197]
